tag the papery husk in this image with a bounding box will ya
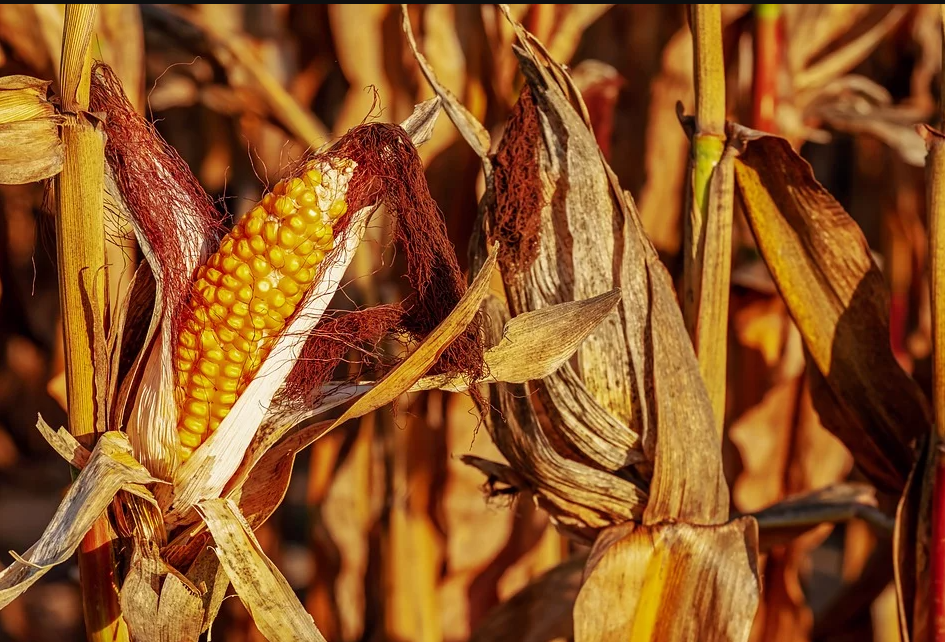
[407,4,728,526]
[731,126,931,492]
[0,75,63,184]
[573,518,760,642]
[0,426,158,608]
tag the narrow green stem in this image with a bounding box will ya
[685,4,732,437]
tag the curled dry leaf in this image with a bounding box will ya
[732,126,931,492]
[197,498,327,642]
[0,75,63,183]
[894,436,934,642]
[0,429,158,608]
[573,518,761,642]
[119,541,203,642]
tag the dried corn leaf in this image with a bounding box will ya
[35,414,90,468]
[481,375,647,539]
[120,541,203,642]
[469,554,587,642]
[187,547,229,634]
[0,430,157,608]
[894,435,934,642]
[197,498,327,642]
[402,5,492,161]
[0,107,63,183]
[573,518,760,642]
[413,289,622,392]
[226,420,334,530]
[415,9,728,524]
[732,128,931,491]
[750,483,891,551]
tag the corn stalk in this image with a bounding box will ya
[685,4,733,437]
[752,4,780,132]
[929,7,945,640]
[56,4,128,640]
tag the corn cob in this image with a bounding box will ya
[174,158,355,460]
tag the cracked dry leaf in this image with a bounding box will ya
[198,498,327,642]
[573,518,761,642]
[732,127,931,492]
[0,428,157,608]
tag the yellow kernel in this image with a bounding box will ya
[275,195,296,217]
[222,364,243,379]
[216,288,236,306]
[283,256,302,275]
[295,267,314,284]
[299,190,317,206]
[249,235,266,255]
[221,274,240,291]
[218,327,237,343]
[199,330,218,349]
[191,372,212,389]
[278,227,299,249]
[218,378,239,392]
[263,313,283,330]
[211,405,230,420]
[232,301,250,317]
[296,240,314,255]
[178,429,202,449]
[208,254,222,270]
[234,264,254,283]
[226,347,245,363]
[204,347,225,364]
[299,206,319,222]
[225,316,244,332]
[277,302,296,319]
[269,290,287,309]
[263,222,278,245]
[236,286,253,304]
[178,346,198,363]
[215,391,238,406]
[250,256,270,278]
[235,239,254,260]
[221,256,240,274]
[205,268,222,284]
[182,416,207,436]
[329,200,347,219]
[317,235,334,252]
[179,330,197,349]
[251,316,267,330]
[193,308,209,324]
[268,246,286,269]
[198,360,220,378]
[219,238,234,255]
[177,359,194,373]
[286,215,306,234]
[287,178,306,197]
[209,418,221,432]
[272,181,286,195]
[234,337,253,352]
[306,250,325,267]
[185,399,210,418]
[190,386,213,402]
[304,169,322,187]
[262,193,275,209]
[255,280,272,295]
[278,277,300,297]
[239,326,261,342]
[251,299,269,316]
[209,303,227,321]
[245,213,264,236]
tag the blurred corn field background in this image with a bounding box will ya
[0,3,942,641]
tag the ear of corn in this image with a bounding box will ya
[174,158,355,459]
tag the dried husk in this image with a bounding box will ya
[731,126,931,492]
